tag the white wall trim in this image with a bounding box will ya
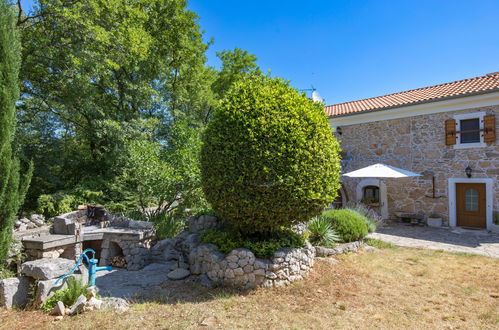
[453,111,487,149]
[356,178,388,219]
[329,91,499,127]
[447,177,494,230]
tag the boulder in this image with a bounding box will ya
[21,258,75,280]
[19,218,30,224]
[86,286,98,299]
[50,301,65,316]
[0,277,31,308]
[52,216,79,235]
[101,297,129,313]
[69,294,87,315]
[35,271,88,306]
[35,279,65,306]
[30,214,45,223]
[84,297,103,311]
[167,268,191,280]
[17,223,27,231]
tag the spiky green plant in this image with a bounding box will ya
[307,215,341,247]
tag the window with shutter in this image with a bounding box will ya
[451,112,488,149]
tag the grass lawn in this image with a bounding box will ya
[1,244,498,329]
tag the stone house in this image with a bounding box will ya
[325,72,499,232]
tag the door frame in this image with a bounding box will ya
[448,178,493,230]
[356,178,389,220]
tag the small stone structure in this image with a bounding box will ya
[21,210,155,271]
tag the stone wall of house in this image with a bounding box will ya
[334,105,498,223]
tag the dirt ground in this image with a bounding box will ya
[1,244,498,329]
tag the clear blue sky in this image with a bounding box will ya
[20,0,499,105]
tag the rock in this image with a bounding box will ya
[101,297,129,313]
[35,272,87,306]
[151,238,176,251]
[50,301,65,316]
[200,316,218,327]
[167,268,191,280]
[85,297,103,311]
[14,220,22,228]
[20,218,30,224]
[30,214,45,223]
[364,245,377,251]
[199,274,214,288]
[31,218,45,227]
[315,257,340,264]
[21,258,75,280]
[86,286,98,299]
[17,223,27,231]
[35,279,65,306]
[27,222,37,229]
[54,316,64,321]
[52,216,77,235]
[69,295,87,315]
[0,277,31,308]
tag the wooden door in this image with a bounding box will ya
[456,183,486,228]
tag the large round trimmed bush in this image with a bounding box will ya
[323,209,369,242]
[200,74,341,233]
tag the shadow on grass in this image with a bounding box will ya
[95,267,253,305]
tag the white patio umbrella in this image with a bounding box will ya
[342,163,421,178]
[342,163,421,219]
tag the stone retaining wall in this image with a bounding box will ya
[189,243,315,289]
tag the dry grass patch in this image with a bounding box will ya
[1,247,498,329]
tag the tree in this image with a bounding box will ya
[0,1,32,262]
[201,74,341,234]
[212,48,260,99]
[16,0,215,207]
[117,121,202,217]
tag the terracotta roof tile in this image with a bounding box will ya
[325,72,499,117]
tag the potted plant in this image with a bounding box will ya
[427,214,442,227]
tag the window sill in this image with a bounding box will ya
[453,142,487,149]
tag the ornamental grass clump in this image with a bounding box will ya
[322,209,369,243]
[200,74,341,234]
[307,215,341,247]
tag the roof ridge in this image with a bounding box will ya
[325,72,499,108]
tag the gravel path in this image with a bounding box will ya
[369,223,499,258]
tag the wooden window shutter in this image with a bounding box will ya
[483,114,496,143]
[445,119,456,145]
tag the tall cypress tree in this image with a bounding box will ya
[0,1,31,262]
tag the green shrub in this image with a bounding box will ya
[37,188,104,218]
[201,74,341,234]
[323,209,368,243]
[344,202,383,233]
[37,193,76,218]
[0,265,15,279]
[151,212,185,240]
[201,228,307,258]
[307,215,341,247]
[42,277,88,312]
